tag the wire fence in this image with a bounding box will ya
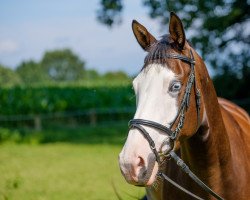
[0,98,249,130]
[0,107,136,130]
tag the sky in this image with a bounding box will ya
[0,0,165,75]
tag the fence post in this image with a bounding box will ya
[34,115,42,131]
[89,110,97,126]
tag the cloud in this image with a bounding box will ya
[0,39,19,54]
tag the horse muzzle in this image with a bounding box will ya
[118,151,158,186]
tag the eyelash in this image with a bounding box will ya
[169,82,182,92]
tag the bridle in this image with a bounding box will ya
[128,50,224,200]
[130,50,200,161]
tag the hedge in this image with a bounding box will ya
[0,85,136,115]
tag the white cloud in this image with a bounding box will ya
[0,39,19,54]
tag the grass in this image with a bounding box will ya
[0,143,145,200]
[0,124,145,200]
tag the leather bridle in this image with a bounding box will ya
[128,50,224,200]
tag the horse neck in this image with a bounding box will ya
[180,59,233,195]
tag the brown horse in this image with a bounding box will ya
[118,12,250,200]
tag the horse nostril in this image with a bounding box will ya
[137,156,145,167]
[132,156,146,178]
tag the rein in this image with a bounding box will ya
[128,50,224,200]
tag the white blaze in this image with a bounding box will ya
[119,64,179,185]
[134,64,178,126]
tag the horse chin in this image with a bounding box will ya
[145,163,159,186]
[134,162,159,187]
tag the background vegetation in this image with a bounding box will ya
[0,48,139,200]
[0,0,249,199]
[97,0,250,102]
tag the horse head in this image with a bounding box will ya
[119,12,204,187]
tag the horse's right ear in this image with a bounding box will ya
[169,12,186,50]
[132,20,156,51]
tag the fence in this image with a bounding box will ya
[0,97,249,130]
[0,107,136,130]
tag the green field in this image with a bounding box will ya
[0,125,145,200]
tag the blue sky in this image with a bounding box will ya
[0,0,164,75]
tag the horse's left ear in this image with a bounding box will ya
[132,20,157,51]
[169,12,186,50]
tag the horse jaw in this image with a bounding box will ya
[119,64,178,186]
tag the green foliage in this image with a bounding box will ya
[84,69,100,80]
[98,0,249,71]
[0,127,21,143]
[41,48,85,81]
[97,0,250,101]
[16,60,47,84]
[97,0,123,26]
[0,122,129,144]
[0,85,135,115]
[0,64,22,87]
[9,49,87,86]
[5,48,131,87]
[8,123,129,144]
[213,65,250,112]
[103,70,129,80]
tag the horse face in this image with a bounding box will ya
[119,64,180,185]
[119,12,189,186]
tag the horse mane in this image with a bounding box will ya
[142,34,193,72]
[143,34,173,67]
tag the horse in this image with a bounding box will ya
[118,12,250,200]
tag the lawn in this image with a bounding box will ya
[0,125,145,200]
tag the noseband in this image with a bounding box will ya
[128,50,224,200]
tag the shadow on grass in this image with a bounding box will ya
[15,122,129,145]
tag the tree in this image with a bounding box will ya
[41,49,85,81]
[213,64,250,111]
[103,71,130,80]
[97,0,250,102]
[0,64,22,87]
[97,0,123,26]
[84,69,100,80]
[16,60,47,84]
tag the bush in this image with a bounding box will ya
[0,128,22,143]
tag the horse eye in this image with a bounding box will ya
[169,82,182,93]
